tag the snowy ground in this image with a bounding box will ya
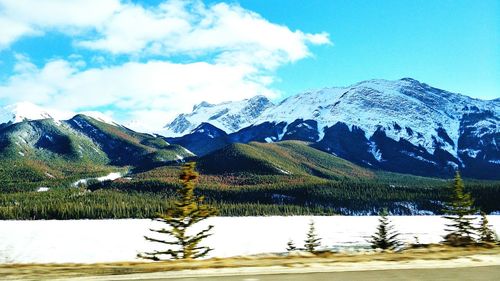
[72,172,123,187]
[0,216,499,264]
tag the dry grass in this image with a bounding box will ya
[1,245,499,280]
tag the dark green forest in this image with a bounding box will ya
[1,141,499,219]
[1,172,499,219]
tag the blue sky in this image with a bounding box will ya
[0,0,498,131]
[236,0,499,99]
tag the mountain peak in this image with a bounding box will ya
[0,102,65,125]
[0,102,118,127]
[163,95,274,137]
[248,95,270,102]
[399,77,421,83]
[193,101,213,111]
[190,122,227,138]
[79,111,117,126]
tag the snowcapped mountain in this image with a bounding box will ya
[0,102,117,127]
[164,78,500,179]
[0,102,72,126]
[1,79,497,179]
[254,78,496,158]
[162,95,273,137]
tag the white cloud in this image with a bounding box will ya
[0,0,330,68]
[79,1,330,69]
[78,2,190,54]
[0,0,120,48]
[0,0,331,133]
[124,110,179,133]
[0,17,36,48]
[0,0,120,28]
[0,57,277,131]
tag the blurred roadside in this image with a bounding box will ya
[1,245,499,281]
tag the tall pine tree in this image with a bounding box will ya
[442,172,476,246]
[139,162,217,260]
[370,209,401,250]
[304,220,321,253]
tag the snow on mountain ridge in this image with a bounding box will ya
[164,78,499,159]
[79,111,117,126]
[0,102,117,127]
[162,95,273,137]
[256,78,497,158]
[0,102,72,125]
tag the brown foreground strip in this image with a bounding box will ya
[103,266,500,281]
[1,245,499,281]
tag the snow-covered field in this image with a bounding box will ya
[0,216,499,264]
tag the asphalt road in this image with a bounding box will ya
[126,266,500,281]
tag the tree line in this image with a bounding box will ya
[140,166,498,261]
[1,170,499,219]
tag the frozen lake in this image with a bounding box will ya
[1,216,499,264]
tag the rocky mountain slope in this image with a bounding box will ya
[0,112,193,189]
[162,96,273,137]
[164,78,499,179]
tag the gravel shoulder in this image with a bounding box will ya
[1,246,499,281]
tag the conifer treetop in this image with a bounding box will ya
[139,162,217,260]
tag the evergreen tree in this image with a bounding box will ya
[286,239,297,252]
[442,172,477,246]
[139,162,217,260]
[304,220,321,253]
[370,209,401,250]
[478,211,496,243]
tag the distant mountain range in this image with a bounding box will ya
[1,78,498,180]
[164,78,499,179]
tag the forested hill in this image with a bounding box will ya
[0,115,192,191]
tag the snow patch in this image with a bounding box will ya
[277,123,289,141]
[368,142,383,162]
[72,172,122,187]
[96,172,122,182]
[175,154,185,163]
[401,151,437,165]
[275,166,291,175]
[182,148,195,156]
[80,111,117,126]
[393,202,435,215]
[461,149,481,158]
[296,123,313,130]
